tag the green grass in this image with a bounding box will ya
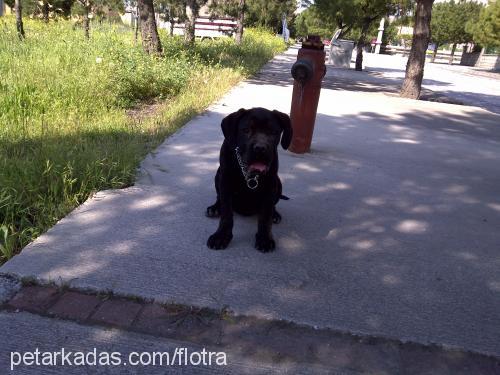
[0,19,286,262]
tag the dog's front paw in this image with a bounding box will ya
[255,233,275,253]
[207,231,233,250]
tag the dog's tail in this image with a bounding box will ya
[280,194,290,200]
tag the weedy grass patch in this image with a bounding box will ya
[0,19,285,262]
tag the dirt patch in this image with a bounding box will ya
[126,99,167,122]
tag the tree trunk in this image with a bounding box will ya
[355,20,370,71]
[134,6,140,44]
[83,4,90,39]
[184,0,198,44]
[448,43,456,65]
[42,1,49,23]
[400,0,434,99]
[337,23,352,39]
[169,16,174,36]
[235,0,245,44]
[431,43,438,62]
[138,0,163,55]
[15,0,25,39]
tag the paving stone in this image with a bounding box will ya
[133,303,176,335]
[48,291,101,321]
[7,285,60,313]
[90,298,143,327]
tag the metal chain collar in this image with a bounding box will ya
[235,147,259,190]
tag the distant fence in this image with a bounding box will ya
[382,45,500,70]
[163,17,237,39]
[121,13,237,40]
[461,52,500,71]
[382,45,462,64]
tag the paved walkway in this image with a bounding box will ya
[2,47,500,373]
[350,53,500,114]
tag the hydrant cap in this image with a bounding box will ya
[291,60,313,83]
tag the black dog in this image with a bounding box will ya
[206,107,293,252]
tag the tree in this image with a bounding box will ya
[41,0,50,22]
[209,0,294,42]
[294,6,337,38]
[15,0,25,39]
[138,0,163,54]
[430,1,451,61]
[156,0,186,36]
[76,0,91,38]
[244,0,296,32]
[382,20,398,45]
[400,0,434,99]
[313,0,357,37]
[295,10,308,36]
[431,1,483,64]
[466,0,500,49]
[208,0,246,44]
[6,0,75,20]
[72,0,124,38]
[314,0,395,71]
[353,0,394,71]
[235,0,245,44]
[183,0,213,44]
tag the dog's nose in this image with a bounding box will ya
[253,145,267,155]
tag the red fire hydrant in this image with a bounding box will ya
[289,35,326,154]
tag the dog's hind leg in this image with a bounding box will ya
[206,199,220,218]
[272,207,282,224]
[206,167,221,218]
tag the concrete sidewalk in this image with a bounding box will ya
[2,46,500,367]
[345,52,500,114]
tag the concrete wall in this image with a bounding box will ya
[461,52,500,71]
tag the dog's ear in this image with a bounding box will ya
[221,108,247,145]
[273,110,293,150]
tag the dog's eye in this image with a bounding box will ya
[242,128,250,135]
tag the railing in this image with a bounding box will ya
[382,45,462,64]
[159,17,237,39]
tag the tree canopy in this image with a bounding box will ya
[431,0,483,48]
[294,7,332,38]
[312,0,407,37]
[466,0,500,48]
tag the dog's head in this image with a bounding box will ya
[221,108,292,175]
